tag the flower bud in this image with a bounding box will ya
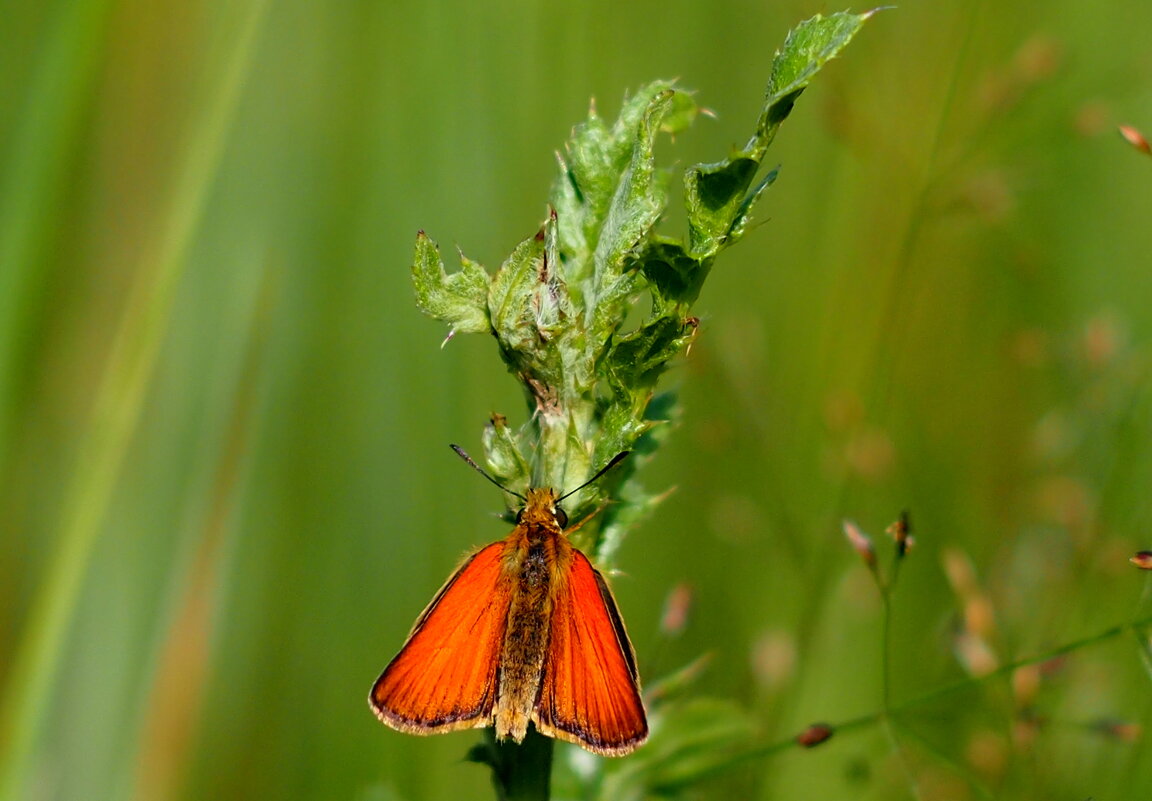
[1130,551,1152,570]
[887,510,912,558]
[843,520,876,569]
[1119,125,1152,156]
[795,723,834,748]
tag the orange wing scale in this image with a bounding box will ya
[370,542,511,732]
[535,549,648,755]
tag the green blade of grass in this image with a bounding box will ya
[0,0,111,468]
[0,2,272,798]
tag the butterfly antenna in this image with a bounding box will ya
[449,444,527,501]
[557,451,630,504]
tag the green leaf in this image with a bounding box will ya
[481,414,531,498]
[637,237,708,310]
[729,165,779,243]
[684,156,761,257]
[686,9,874,260]
[554,82,683,279]
[765,10,871,110]
[603,315,695,401]
[486,214,575,396]
[487,225,547,354]
[590,89,674,281]
[410,232,491,335]
[552,83,691,297]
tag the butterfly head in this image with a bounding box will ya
[516,487,568,529]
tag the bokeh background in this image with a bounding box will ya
[3,1,1152,799]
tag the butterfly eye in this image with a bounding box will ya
[554,507,569,528]
[515,508,525,524]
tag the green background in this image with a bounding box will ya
[3,1,1152,799]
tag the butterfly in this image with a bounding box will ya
[369,447,647,756]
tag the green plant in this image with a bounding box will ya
[404,10,877,800]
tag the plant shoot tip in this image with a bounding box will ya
[1119,125,1152,155]
[1130,550,1152,570]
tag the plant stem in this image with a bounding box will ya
[483,727,553,801]
[681,610,1152,786]
[878,575,923,800]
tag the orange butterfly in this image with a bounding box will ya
[369,448,648,756]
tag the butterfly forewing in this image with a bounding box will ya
[370,542,511,732]
[534,549,648,755]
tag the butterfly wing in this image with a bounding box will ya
[534,548,648,755]
[370,541,511,733]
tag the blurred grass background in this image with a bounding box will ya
[3,0,1152,799]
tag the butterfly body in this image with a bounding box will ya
[370,486,648,755]
[492,488,564,742]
